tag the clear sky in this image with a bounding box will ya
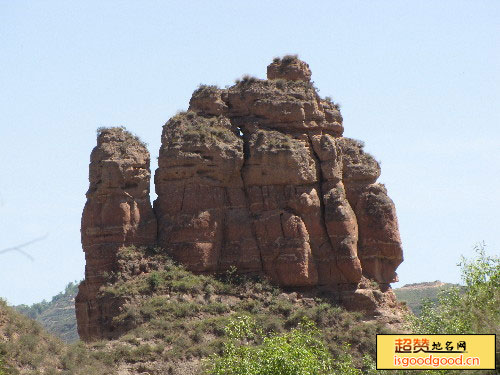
[1,1,499,305]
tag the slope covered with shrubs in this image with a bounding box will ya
[88,245,391,373]
[15,282,79,342]
[1,245,393,374]
[1,244,496,374]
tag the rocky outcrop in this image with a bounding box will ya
[339,138,403,283]
[154,56,398,288]
[76,127,156,340]
[153,111,263,274]
[77,56,404,340]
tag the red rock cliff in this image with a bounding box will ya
[77,57,403,340]
[154,56,402,287]
[76,127,157,340]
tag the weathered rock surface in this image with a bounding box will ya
[154,56,399,287]
[77,56,404,340]
[339,138,403,283]
[76,127,156,340]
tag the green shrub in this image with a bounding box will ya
[281,54,298,64]
[204,316,361,375]
[409,243,499,337]
[0,356,8,375]
[397,243,499,375]
[147,272,162,291]
[269,298,293,317]
[234,75,259,85]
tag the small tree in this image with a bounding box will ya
[205,316,360,375]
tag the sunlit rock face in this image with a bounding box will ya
[77,56,404,340]
[154,56,402,287]
[76,127,156,341]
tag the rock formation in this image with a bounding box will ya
[76,127,157,340]
[77,56,403,341]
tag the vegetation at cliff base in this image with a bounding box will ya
[97,246,387,372]
[205,316,360,375]
[0,244,498,374]
[408,243,499,355]
[0,298,64,373]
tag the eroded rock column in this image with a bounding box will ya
[310,134,362,285]
[154,107,261,274]
[339,138,403,284]
[76,127,156,340]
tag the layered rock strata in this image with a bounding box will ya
[76,128,157,340]
[339,138,403,284]
[77,56,404,340]
[154,56,402,288]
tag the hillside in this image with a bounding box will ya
[15,282,79,343]
[12,278,454,345]
[4,249,495,374]
[394,281,460,315]
[0,298,65,374]
[0,248,402,374]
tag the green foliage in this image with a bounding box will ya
[15,281,80,342]
[394,282,459,316]
[103,246,223,297]
[408,243,499,336]
[16,282,78,319]
[168,111,238,144]
[401,243,499,375]
[147,272,162,291]
[0,355,11,375]
[96,247,390,371]
[0,298,65,373]
[205,316,361,375]
[95,126,147,148]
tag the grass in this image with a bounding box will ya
[191,84,220,98]
[0,298,65,373]
[394,283,459,316]
[253,129,296,151]
[196,84,219,92]
[95,126,147,148]
[234,74,261,86]
[166,111,239,144]
[0,353,14,375]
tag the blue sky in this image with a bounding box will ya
[1,1,499,305]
